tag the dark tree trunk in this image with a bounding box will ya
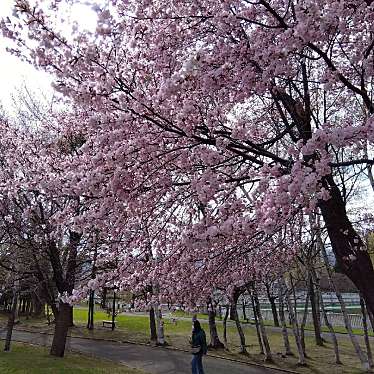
[277,90,374,317]
[309,277,323,346]
[111,292,116,331]
[65,231,79,328]
[223,305,229,349]
[50,302,59,320]
[270,299,279,327]
[67,305,74,327]
[87,293,91,329]
[4,290,18,352]
[250,293,264,354]
[229,302,236,321]
[25,299,32,319]
[252,289,272,362]
[242,299,247,322]
[87,245,97,330]
[319,175,374,316]
[265,284,279,327]
[50,302,71,357]
[278,282,292,356]
[208,307,224,349]
[300,287,310,358]
[87,290,95,330]
[101,288,107,309]
[231,300,247,354]
[149,307,158,342]
[48,230,80,351]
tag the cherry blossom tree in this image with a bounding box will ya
[2,0,374,314]
[0,110,100,357]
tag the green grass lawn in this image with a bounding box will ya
[171,309,209,320]
[169,309,373,337]
[72,309,369,374]
[0,342,146,374]
[0,308,368,374]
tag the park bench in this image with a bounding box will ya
[102,320,116,329]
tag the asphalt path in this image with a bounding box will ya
[0,329,290,374]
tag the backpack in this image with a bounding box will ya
[201,330,208,355]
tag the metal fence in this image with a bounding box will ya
[238,308,364,329]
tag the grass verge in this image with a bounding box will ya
[0,341,147,373]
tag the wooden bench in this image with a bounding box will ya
[102,320,116,329]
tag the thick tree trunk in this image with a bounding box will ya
[208,306,224,349]
[319,175,374,317]
[4,290,18,352]
[277,89,374,317]
[67,305,74,327]
[154,305,165,345]
[50,302,71,357]
[48,230,80,348]
[269,297,279,327]
[278,281,292,356]
[149,307,158,342]
[229,302,236,321]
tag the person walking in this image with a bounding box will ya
[191,319,207,374]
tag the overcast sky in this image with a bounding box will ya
[0,0,97,110]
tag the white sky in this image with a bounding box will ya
[0,0,97,110]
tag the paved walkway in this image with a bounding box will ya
[0,329,289,374]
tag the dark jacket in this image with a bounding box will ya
[192,329,208,355]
